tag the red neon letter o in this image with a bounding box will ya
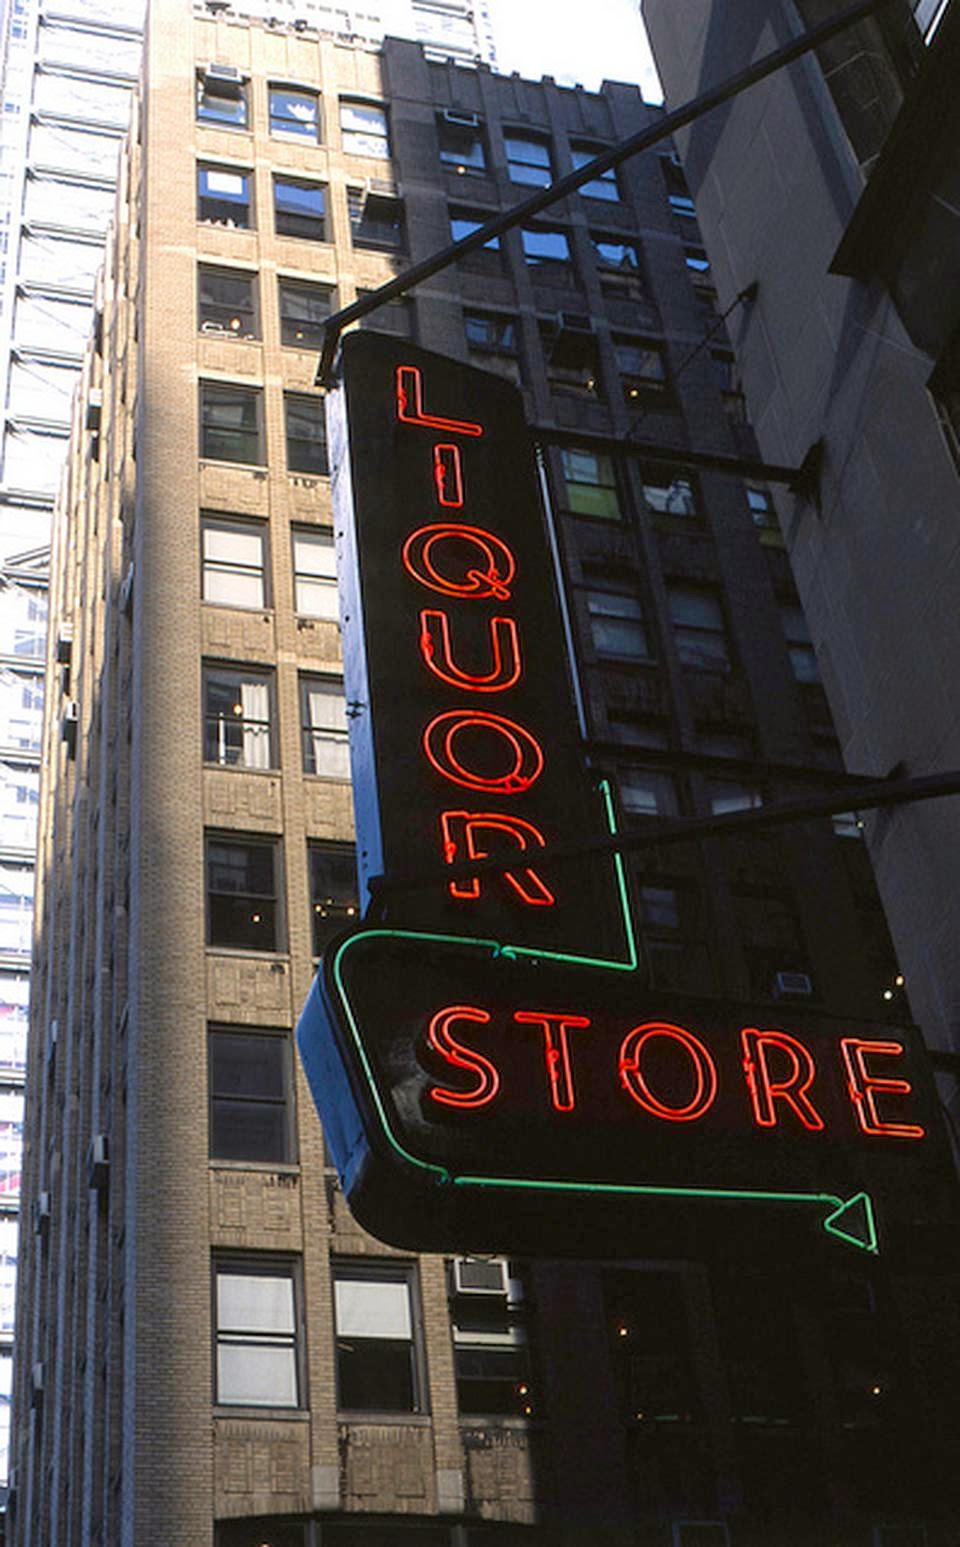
[618,1021,719,1123]
[402,523,516,601]
[423,710,544,795]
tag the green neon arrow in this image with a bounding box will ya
[326,780,881,1255]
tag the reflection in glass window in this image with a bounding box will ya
[449,210,499,251]
[29,123,122,179]
[340,100,389,158]
[274,177,326,242]
[641,468,697,516]
[668,586,732,673]
[571,144,619,200]
[0,1087,23,1198]
[18,233,104,290]
[591,234,641,270]
[0,762,39,851]
[0,1216,17,1334]
[0,971,29,1074]
[620,768,680,819]
[521,227,571,267]
[0,670,43,753]
[209,1028,295,1164]
[0,869,34,956]
[505,133,552,187]
[38,23,140,74]
[197,165,252,228]
[561,447,621,520]
[8,360,79,421]
[0,587,47,659]
[587,590,649,660]
[269,86,319,140]
[438,116,486,175]
[196,70,247,128]
[32,71,132,127]
[278,280,332,349]
[24,177,114,234]
[0,1350,10,1487]
[13,294,91,353]
[3,427,69,492]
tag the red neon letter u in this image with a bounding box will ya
[741,1028,825,1132]
[419,610,521,693]
[440,811,555,906]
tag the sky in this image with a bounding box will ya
[485,0,663,102]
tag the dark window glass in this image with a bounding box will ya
[309,842,359,954]
[684,245,711,274]
[572,143,619,200]
[541,318,600,396]
[197,164,252,228]
[217,1522,307,1547]
[637,881,713,993]
[620,767,680,820]
[284,393,328,475]
[278,280,332,349]
[347,185,404,250]
[616,338,668,403]
[203,665,274,768]
[215,1260,299,1407]
[780,601,820,683]
[201,517,266,609]
[464,311,517,354]
[587,589,649,660]
[606,1270,701,1423]
[199,382,263,465]
[438,115,486,175]
[451,1264,535,1418]
[273,177,326,241]
[209,1028,294,1163]
[198,267,258,338]
[207,836,280,951]
[733,887,810,998]
[269,85,319,140]
[197,70,247,128]
[334,1266,421,1412]
[505,132,552,187]
[667,587,731,672]
[356,290,412,337]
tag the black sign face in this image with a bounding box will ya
[297,926,951,1258]
[326,332,626,957]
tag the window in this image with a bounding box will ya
[269,85,320,141]
[661,155,696,219]
[203,665,274,769]
[641,467,698,517]
[572,143,619,201]
[780,602,819,683]
[684,245,711,275]
[638,882,713,993]
[605,1270,700,1423]
[541,319,600,397]
[292,528,337,618]
[707,780,763,816]
[309,842,359,954]
[733,887,809,997]
[217,1521,307,1547]
[521,227,573,274]
[438,114,486,175]
[587,589,650,661]
[206,835,281,951]
[450,209,499,250]
[505,132,552,187]
[209,1027,295,1164]
[274,176,326,241]
[464,311,517,355]
[197,163,252,228]
[215,1260,300,1407]
[620,768,680,820]
[285,393,328,475]
[340,100,390,159]
[279,280,333,349]
[347,185,404,250]
[451,1264,535,1418]
[669,193,697,218]
[200,382,263,465]
[592,234,642,271]
[201,517,267,609]
[668,587,732,672]
[197,69,247,129]
[561,447,622,520]
[197,267,258,339]
[746,486,776,528]
[615,338,668,403]
[334,1264,422,1412]
[300,677,349,778]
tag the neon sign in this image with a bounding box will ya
[303,335,951,1260]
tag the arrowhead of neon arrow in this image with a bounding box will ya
[822,1192,878,1254]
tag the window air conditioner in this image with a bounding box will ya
[453,1256,510,1296]
[363,176,401,209]
[62,700,79,725]
[773,970,814,999]
[87,1133,109,1191]
[442,108,480,129]
[205,62,243,84]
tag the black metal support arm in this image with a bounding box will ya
[316,0,894,385]
[368,767,960,903]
